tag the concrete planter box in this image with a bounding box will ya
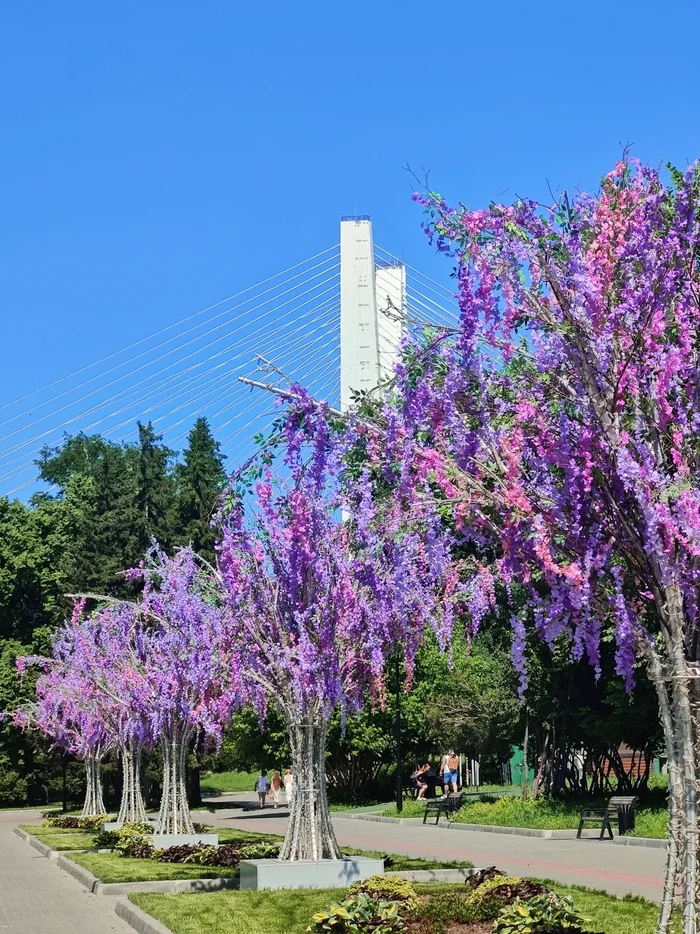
[103,820,157,832]
[151,833,218,850]
[240,856,384,890]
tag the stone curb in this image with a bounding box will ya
[444,823,577,839]
[57,853,101,892]
[336,813,667,846]
[386,868,480,882]
[116,898,175,934]
[97,877,240,895]
[336,814,575,837]
[612,835,666,849]
[13,826,60,859]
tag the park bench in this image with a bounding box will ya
[422,791,483,825]
[577,795,639,839]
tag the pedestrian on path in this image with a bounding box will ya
[270,770,283,808]
[255,770,271,808]
[284,767,295,806]
[439,750,459,795]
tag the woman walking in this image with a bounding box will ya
[270,770,283,808]
[283,768,295,808]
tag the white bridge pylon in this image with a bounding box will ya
[340,216,405,413]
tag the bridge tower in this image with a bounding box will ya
[340,216,405,412]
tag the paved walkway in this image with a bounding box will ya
[203,805,666,900]
[0,809,131,934]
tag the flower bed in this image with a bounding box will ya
[130,877,665,934]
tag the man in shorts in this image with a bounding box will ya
[439,750,459,795]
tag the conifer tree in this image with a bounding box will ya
[175,417,226,562]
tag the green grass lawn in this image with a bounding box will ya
[438,795,668,837]
[19,825,99,850]
[70,852,239,883]
[215,827,283,845]
[629,808,667,839]
[131,881,672,934]
[55,823,470,883]
[200,771,257,795]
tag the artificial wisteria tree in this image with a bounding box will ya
[15,652,109,817]
[58,605,151,826]
[128,547,234,835]
[218,401,460,861]
[365,161,700,933]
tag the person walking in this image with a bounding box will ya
[270,770,283,808]
[439,750,460,795]
[283,767,295,806]
[256,769,271,808]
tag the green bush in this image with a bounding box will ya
[237,842,281,860]
[95,821,154,849]
[348,876,419,911]
[494,892,591,933]
[114,827,154,859]
[467,875,549,909]
[42,814,110,830]
[410,873,553,934]
[307,892,405,933]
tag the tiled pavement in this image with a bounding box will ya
[0,809,132,934]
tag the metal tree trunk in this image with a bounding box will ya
[156,725,195,835]
[117,741,148,826]
[81,749,106,817]
[644,629,698,934]
[280,714,341,861]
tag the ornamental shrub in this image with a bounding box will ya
[466,875,549,911]
[307,892,405,933]
[237,842,281,860]
[114,827,154,859]
[348,876,420,911]
[493,892,592,933]
[157,844,202,863]
[192,844,243,867]
[95,822,153,850]
[42,814,110,830]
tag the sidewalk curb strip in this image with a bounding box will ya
[57,854,101,892]
[336,813,667,845]
[116,898,175,934]
[96,877,241,895]
[386,868,480,882]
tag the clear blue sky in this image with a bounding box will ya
[1,1,699,487]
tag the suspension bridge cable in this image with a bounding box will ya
[0,278,341,466]
[0,301,341,486]
[0,263,340,447]
[0,245,340,419]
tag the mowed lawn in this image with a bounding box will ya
[19,825,99,850]
[381,796,668,838]
[131,882,674,934]
[200,771,257,795]
[70,852,239,883]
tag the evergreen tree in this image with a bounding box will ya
[136,421,175,553]
[37,434,143,594]
[175,417,226,562]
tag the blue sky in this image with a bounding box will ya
[1,0,699,492]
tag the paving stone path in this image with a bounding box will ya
[0,809,131,934]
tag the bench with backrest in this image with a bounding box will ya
[577,795,639,839]
[423,791,467,824]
